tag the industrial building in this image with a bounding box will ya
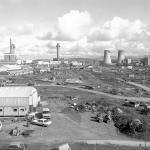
[0,65,33,76]
[142,57,150,66]
[117,50,125,65]
[0,86,40,116]
[3,38,17,64]
[124,58,132,66]
[103,50,112,65]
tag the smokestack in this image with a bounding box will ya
[118,50,125,64]
[10,38,12,54]
[10,38,15,54]
[104,50,112,65]
[56,43,60,61]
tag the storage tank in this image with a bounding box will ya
[118,50,125,64]
[104,50,112,65]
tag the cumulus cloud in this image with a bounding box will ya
[87,17,147,42]
[39,15,150,57]
[14,23,34,35]
[16,16,150,57]
[1,11,150,58]
[56,10,91,40]
[39,10,92,41]
[37,32,53,41]
[0,22,46,58]
[81,16,150,56]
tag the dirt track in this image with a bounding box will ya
[127,81,150,92]
[36,84,150,102]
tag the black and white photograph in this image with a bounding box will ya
[0,0,149,149]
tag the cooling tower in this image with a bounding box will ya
[117,50,125,64]
[104,50,112,65]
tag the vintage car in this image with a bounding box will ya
[32,118,52,127]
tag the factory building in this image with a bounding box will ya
[0,86,40,116]
[117,50,125,65]
[3,38,17,64]
[103,50,112,65]
[124,58,132,66]
[142,57,150,66]
[0,65,33,76]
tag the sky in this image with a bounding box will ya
[0,0,149,59]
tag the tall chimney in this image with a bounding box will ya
[104,50,112,65]
[10,38,12,54]
[10,38,15,54]
[56,43,60,61]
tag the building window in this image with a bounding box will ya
[20,108,24,112]
[0,109,2,112]
[13,108,17,112]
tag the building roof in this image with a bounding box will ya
[0,86,37,97]
[0,65,21,72]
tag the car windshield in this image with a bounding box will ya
[43,111,50,114]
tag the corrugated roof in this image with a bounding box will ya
[0,86,37,97]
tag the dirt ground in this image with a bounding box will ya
[0,86,136,146]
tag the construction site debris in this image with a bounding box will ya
[9,126,21,136]
[21,130,34,137]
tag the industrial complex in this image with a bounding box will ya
[2,38,17,64]
[0,39,150,149]
[0,0,148,149]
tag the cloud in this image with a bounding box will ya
[0,23,45,57]
[37,32,53,40]
[56,10,91,40]
[36,15,150,57]
[87,17,147,42]
[82,16,150,56]
[0,12,150,58]
[39,10,92,41]
[7,0,24,3]
[14,23,34,35]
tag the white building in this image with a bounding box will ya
[0,86,40,116]
[37,61,50,65]
[71,61,83,66]
[49,60,61,65]
[0,65,21,72]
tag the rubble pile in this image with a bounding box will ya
[68,101,100,113]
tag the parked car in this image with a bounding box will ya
[27,81,35,86]
[32,118,52,127]
[123,100,139,108]
[80,85,94,90]
[42,108,51,119]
